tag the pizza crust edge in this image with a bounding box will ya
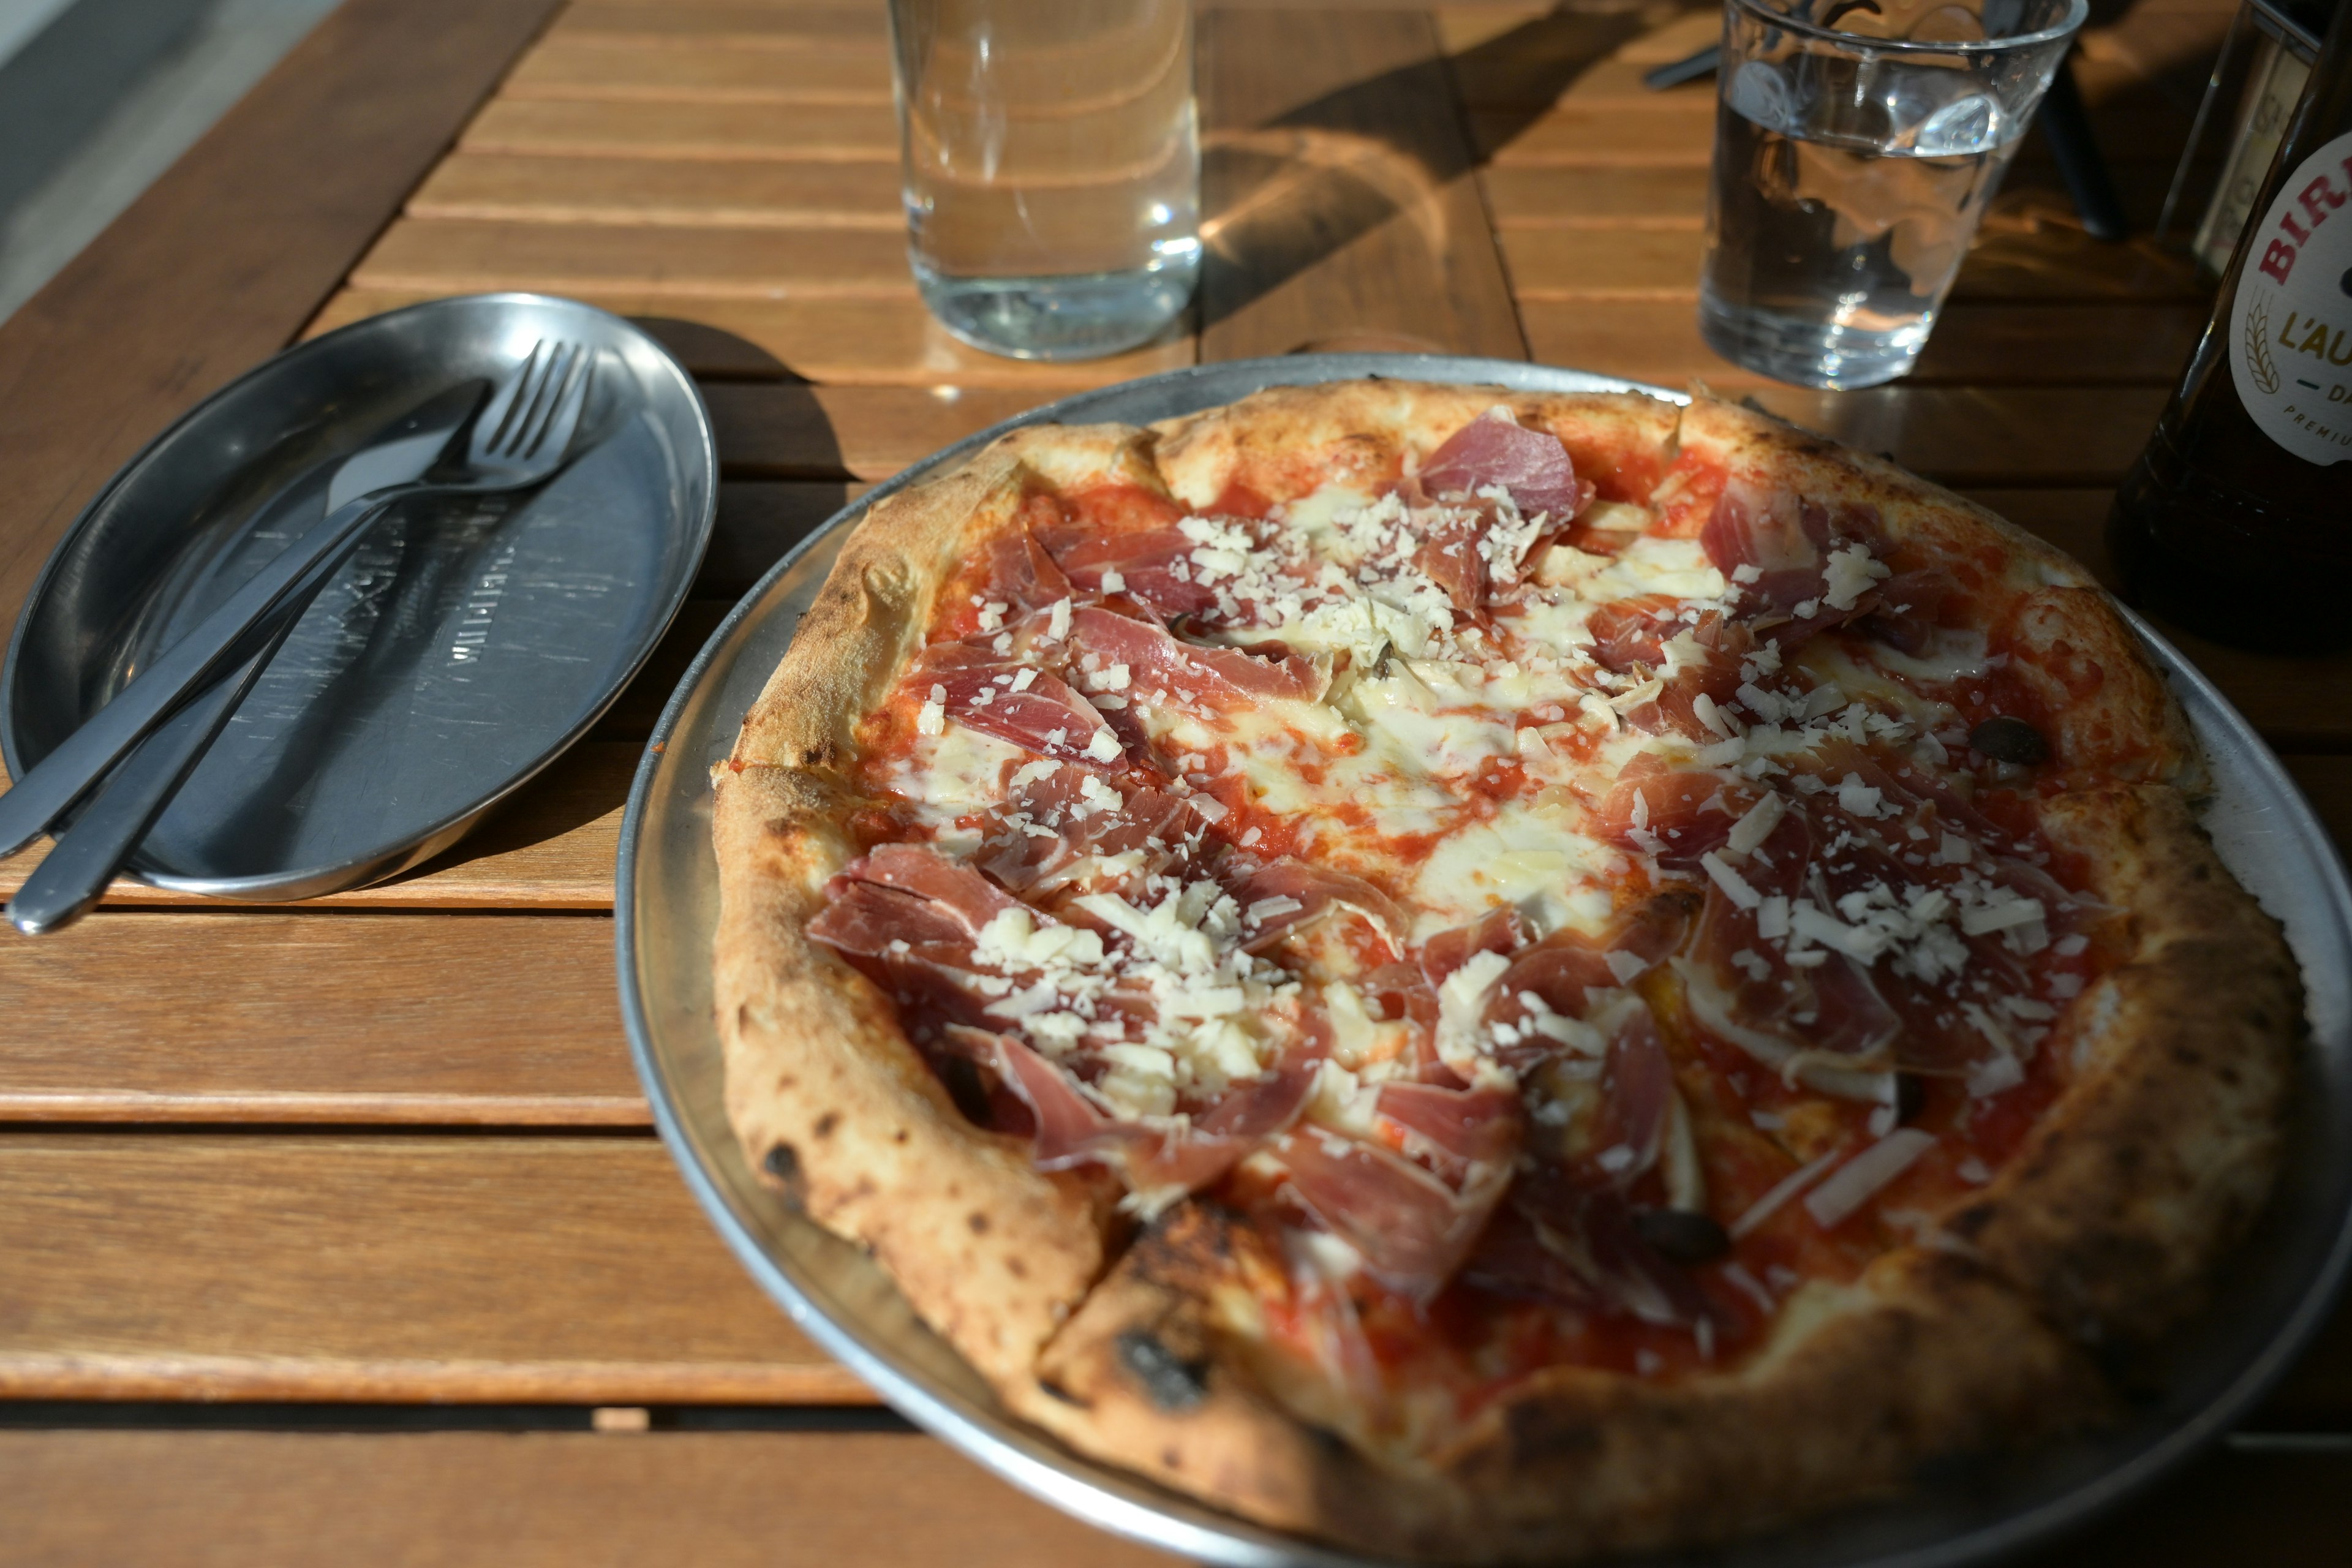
[714,427,1158,1390]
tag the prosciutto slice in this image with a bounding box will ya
[1069,606,1330,710]
[1463,1172,1716,1330]
[1376,1082,1522,1173]
[982,526,1076,611]
[1231,858,1407,952]
[982,1028,1316,1194]
[1419,409,1594,523]
[1412,507,1496,621]
[909,642,1127,766]
[805,880,974,962]
[1273,1127,1509,1301]
[808,853,1023,1032]
[978,766,1208,900]
[1855,568,1956,655]
[1585,1009,1674,1185]
[1360,962,1442,1060]
[1596,762,1743,871]
[1701,479,1891,646]
[1416,907,1528,986]
[1034,501,1225,621]
[1484,948,1667,1082]
[1581,599,1754,742]
[849,843,1020,931]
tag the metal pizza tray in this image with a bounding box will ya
[4,293,716,900]
[615,354,2352,1568]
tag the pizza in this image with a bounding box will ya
[710,381,2300,1561]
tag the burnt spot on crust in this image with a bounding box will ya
[1117,1328,1210,1411]
[763,1143,807,1205]
[967,1211,991,1235]
[813,1111,841,1139]
[937,1055,995,1126]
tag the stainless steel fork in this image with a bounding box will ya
[0,340,595,886]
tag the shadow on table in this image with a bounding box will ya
[1199,1,1705,340]
[1200,0,2226,341]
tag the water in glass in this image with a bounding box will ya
[1701,81,2026,388]
[892,0,1200,361]
[1697,0,2085,389]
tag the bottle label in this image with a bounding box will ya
[2230,127,2352,466]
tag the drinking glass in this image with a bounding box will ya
[888,0,1201,361]
[1698,0,2088,388]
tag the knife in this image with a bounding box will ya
[6,384,483,934]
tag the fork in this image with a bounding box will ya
[0,341,594,874]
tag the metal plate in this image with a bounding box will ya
[616,354,2352,1567]
[4,293,716,900]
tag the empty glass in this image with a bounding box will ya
[888,0,1201,361]
[1699,0,2088,388]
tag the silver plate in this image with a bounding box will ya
[617,354,2352,1567]
[4,293,717,900]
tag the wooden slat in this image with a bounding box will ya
[350,216,916,298]
[1501,225,2207,304]
[4,1433,2349,1567]
[460,97,900,160]
[700,383,1079,479]
[0,742,635,914]
[1198,6,1526,360]
[307,288,1192,388]
[0,915,643,1123]
[1479,162,1713,225]
[547,2,890,43]
[1480,162,2184,233]
[1,1430,1172,1567]
[407,150,902,226]
[0,0,568,654]
[0,1134,864,1400]
[1736,387,2171,487]
[507,34,894,102]
[1521,301,2206,390]
[698,478,864,595]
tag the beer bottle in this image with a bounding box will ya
[2108,0,2352,652]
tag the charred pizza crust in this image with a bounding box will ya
[711,385,2299,1560]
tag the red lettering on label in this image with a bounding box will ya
[2263,239,2297,283]
[2301,175,2348,227]
[2283,212,2314,244]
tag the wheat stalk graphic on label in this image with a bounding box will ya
[2247,291,2282,395]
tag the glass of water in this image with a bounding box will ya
[888,0,1201,361]
[1699,0,2087,388]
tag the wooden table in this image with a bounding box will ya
[2,0,2348,1559]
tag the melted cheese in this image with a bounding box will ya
[894,725,1024,818]
[1409,799,1620,939]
